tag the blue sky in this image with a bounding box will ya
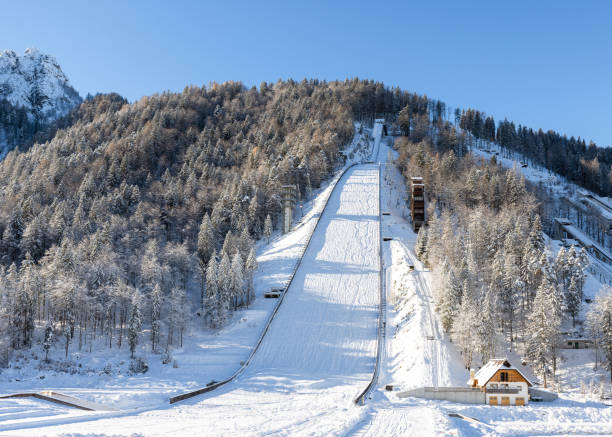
[3,1,612,146]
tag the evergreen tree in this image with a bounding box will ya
[63,323,71,358]
[415,226,428,261]
[526,277,561,388]
[222,231,234,258]
[455,282,478,368]
[230,252,245,309]
[42,321,53,362]
[216,251,231,326]
[205,251,220,328]
[566,275,581,326]
[436,265,462,332]
[128,293,141,358]
[264,214,273,244]
[477,285,498,363]
[151,283,162,352]
[197,213,215,266]
[245,247,257,307]
[587,292,612,382]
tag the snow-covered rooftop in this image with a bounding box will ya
[470,358,533,387]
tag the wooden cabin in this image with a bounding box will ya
[468,358,532,406]
[410,177,425,232]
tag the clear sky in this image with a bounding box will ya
[3,0,612,146]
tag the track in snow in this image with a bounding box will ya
[402,243,441,388]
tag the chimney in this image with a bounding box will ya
[469,369,476,387]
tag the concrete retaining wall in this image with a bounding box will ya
[398,387,485,404]
[529,387,558,402]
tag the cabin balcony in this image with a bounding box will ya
[485,388,520,394]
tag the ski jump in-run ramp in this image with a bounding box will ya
[7,163,382,436]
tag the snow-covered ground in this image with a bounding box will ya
[3,125,612,436]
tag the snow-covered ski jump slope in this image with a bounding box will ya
[3,135,383,436]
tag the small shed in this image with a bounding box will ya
[561,338,594,349]
[468,358,532,406]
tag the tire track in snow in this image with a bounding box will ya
[401,242,441,388]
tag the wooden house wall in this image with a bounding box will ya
[487,369,527,384]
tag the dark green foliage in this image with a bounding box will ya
[460,108,612,196]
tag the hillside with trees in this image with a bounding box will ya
[457,108,612,196]
[395,107,590,386]
[0,79,411,364]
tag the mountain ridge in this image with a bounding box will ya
[0,48,81,155]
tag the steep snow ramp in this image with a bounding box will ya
[247,165,379,376]
[3,164,381,436]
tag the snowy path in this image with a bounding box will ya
[1,163,382,436]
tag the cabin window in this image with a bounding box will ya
[568,341,573,346]
[500,371,508,382]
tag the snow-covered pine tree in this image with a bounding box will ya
[238,227,254,257]
[63,323,71,358]
[222,231,234,259]
[167,286,185,346]
[230,252,245,309]
[15,259,35,348]
[455,281,478,369]
[587,291,612,382]
[0,296,9,367]
[264,214,273,244]
[477,285,498,363]
[175,287,188,347]
[245,247,257,307]
[574,247,589,301]
[197,213,215,306]
[151,283,162,352]
[128,293,141,358]
[502,253,521,346]
[217,251,231,325]
[436,264,462,333]
[566,274,581,326]
[305,172,312,200]
[528,215,544,252]
[205,251,219,327]
[415,226,428,261]
[42,321,53,362]
[554,247,570,295]
[526,276,561,388]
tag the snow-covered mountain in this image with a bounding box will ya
[0,48,81,155]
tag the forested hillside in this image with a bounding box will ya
[395,109,590,386]
[455,108,612,195]
[0,79,413,363]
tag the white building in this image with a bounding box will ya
[468,358,533,406]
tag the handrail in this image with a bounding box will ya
[353,159,385,405]
[170,161,362,404]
